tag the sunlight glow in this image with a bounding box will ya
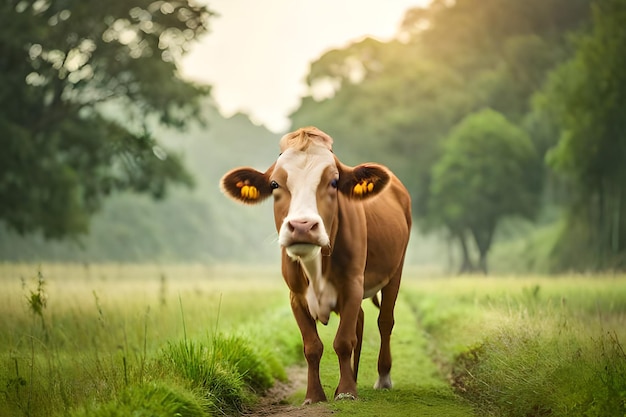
[181,0,431,132]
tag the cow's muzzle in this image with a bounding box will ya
[286,243,321,260]
[279,216,330,259]
[287,219,319,238]
[283,220,324,260]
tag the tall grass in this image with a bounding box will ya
[0,263,293,417]
[5,264,625,416]
[157,336,268,414]
[451,328,626,416]
[404,275,626,417]
[68,383,210,417]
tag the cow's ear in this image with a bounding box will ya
[220,164,274,204]
[337,162,391,200]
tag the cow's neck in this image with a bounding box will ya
[299,252,336,325]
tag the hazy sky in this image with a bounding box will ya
[180,0,429,133]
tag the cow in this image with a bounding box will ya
[220,126,411,404]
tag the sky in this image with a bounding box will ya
[180,0,429,133]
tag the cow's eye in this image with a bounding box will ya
[270,180,279,190]
[330,178,338,189]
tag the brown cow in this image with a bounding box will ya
[220,126,411,403]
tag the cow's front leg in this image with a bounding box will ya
[333,284,363,400]
[290,292,327,404]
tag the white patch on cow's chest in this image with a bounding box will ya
[276,145,338,323]
[299,254,336,325]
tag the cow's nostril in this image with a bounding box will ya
[288,220,319,235]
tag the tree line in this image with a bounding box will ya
[1,0,625,272]
[290,0,626,273]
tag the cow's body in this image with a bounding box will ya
[221,127,411,403]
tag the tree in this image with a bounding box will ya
[538,0,626,269]
[288,0,594,273]
[291,0,590,222]
[290,38,474,226]
[429,109,538,273]
[0,0,213,238]
[0,100,281,263]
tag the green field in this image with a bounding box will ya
[1,264,625,416]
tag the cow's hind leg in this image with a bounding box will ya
[353,306,364,382]
[290,293,327,404]
[374,264,403,389]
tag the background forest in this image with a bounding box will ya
[1,0,625,273]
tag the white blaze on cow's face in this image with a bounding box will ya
[270,143,339,260]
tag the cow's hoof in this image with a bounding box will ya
[302,395,327,405]
[334,392,356,401]
[374,374,393,390]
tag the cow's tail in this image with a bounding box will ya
[371,293,380,309]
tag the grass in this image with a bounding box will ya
[1,264,626,416]
[404,275,626,417]
[0,263,293,417]
[316,296,474,416]
[158,337,255,414]
[67,383,210,417]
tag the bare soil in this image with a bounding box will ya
[243,366,333,417]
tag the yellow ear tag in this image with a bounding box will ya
[354,180,374,196]
[236,181,259,199]
[240,185,259,199]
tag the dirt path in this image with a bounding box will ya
[243,367,332,417]
[246,293,473,417]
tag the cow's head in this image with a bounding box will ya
[220,127,391,260]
